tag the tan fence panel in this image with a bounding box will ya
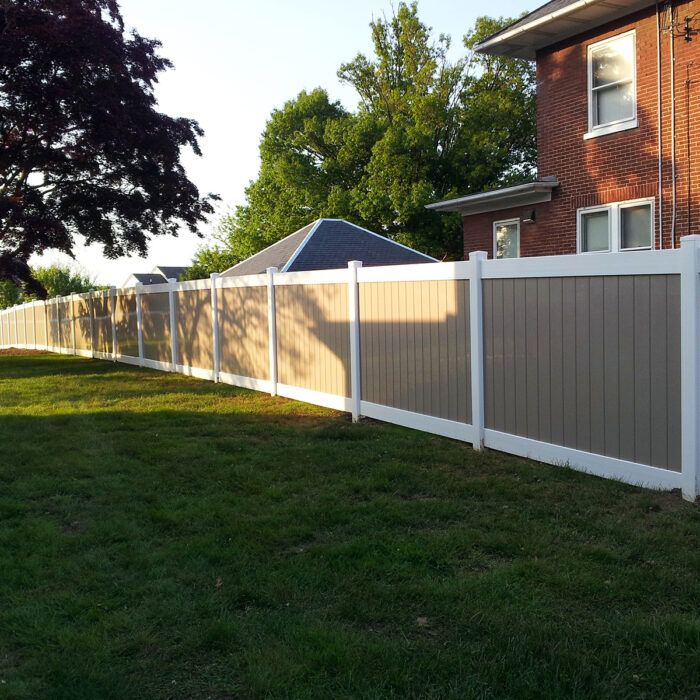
[74,297,92,351]
[360,280,471,424]
[115,292,138,358]
[35,304,47,348]
[92,294,112,355]
[47,303,59,348]
[16,307,26,346]
[25,305,35,347]
[219,286,269,380]
[276,283,350,397]
[141,292,171,364]
[8,308,17,346]
[58,298,73,350]
[483,275,681,472]
[176,289,213,370]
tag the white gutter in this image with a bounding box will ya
[426,179,559,213]
[475,0,601,53]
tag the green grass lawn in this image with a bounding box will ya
[0,353,698,699]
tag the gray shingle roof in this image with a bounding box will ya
[155,266,188,281]
[221,220,436,277]
[221,222,316,277]
[130,273,166,285]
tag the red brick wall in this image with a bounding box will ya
[464,1,700,258]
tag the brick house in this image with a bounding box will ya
[427,0,700,259]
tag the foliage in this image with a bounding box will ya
[200,4,535,270]
[0,263,103,308]
[0,353,698,697]
[0,0,216,297]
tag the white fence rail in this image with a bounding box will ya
[2,236,699,501]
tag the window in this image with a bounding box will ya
[494,219,519,259]
[577,199,653,253]
[586,32,637,139]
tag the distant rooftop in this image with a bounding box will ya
[221,219,436,277]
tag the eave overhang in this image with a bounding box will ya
[426,179,559,216]
[474,0,654,60]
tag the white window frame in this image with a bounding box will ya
[577,198,655,254]
[493,218,520,259]
[585,30,638,140]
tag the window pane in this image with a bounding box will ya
[495,222,518,259]
[595,81,634,125]
[592,35,633,88]
[581,211,609,252]
[621,204,652,249]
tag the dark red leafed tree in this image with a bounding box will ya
[0,0,216,297]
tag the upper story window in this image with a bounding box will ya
[586,31,637,139]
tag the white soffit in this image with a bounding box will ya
[475,0,655,59]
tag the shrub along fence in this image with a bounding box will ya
[3,236,700,501]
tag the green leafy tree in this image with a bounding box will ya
[0,263,103,308]
[0,0,216,297]
[0,278,22,309]
[193,4,535,272]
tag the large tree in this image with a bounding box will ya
[190,4,535,276]
[0,0,216,297]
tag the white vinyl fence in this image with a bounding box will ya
[3,235,700,502]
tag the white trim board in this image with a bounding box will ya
[218,372,271,393]
[357,260,471,283]
[360,401,477,446]
[481,248,682,279]
[483,429,682,491]
[277,383,352,412]
[176,364,215,381]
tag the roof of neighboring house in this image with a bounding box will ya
[221,219,436,277]
[475,0,654,59]
[153,265,188,281]
[125,273,167,286]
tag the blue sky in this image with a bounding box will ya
[32,0,534,285]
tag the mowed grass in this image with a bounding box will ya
[0,353,698,699]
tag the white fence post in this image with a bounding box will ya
[14,304,19,348]
[169,278,178,372]
[70,293,77,355]
[348,260,362,422]
[88,291,95,358]
[110,286,117,361]
[680,235,700,501]
[43,300,48,351]
[136,282,144,367]
[56,296,62,354]
[469,251,487,449]
[32,301,37,350]
[267,267,278,396]
[210,273,220,382]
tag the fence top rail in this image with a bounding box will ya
[137,281,171,294]
[481,248,682,279]
[218,273,268,289]
[273,268,349,286]
[358,260,472,283]
[173,278,211,292]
